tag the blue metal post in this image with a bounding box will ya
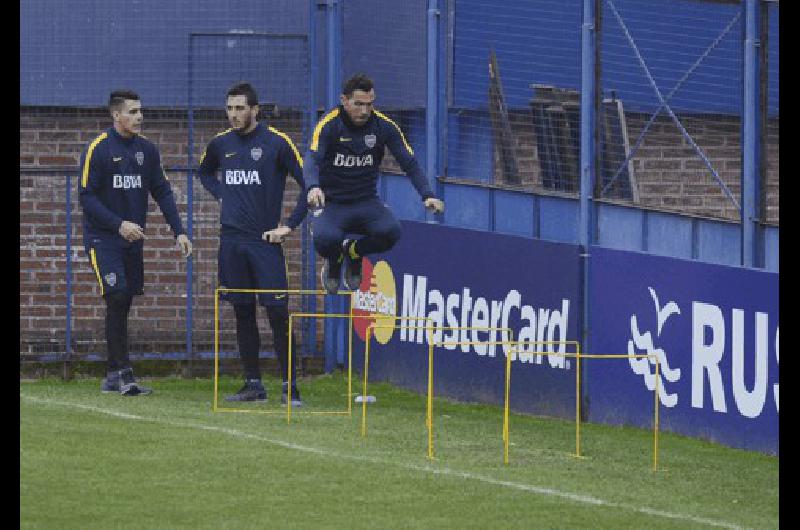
[323,0,342,373]
[326,0,341,108]
[426,0,440,223]
[742,0,761,268]
[579,0,598,421]
[65,174,72,379]
[304,0,319,360]
[438,0,451,208]
[580,0,597,252]
[187,35,195,375]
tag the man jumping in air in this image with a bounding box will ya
[304,73,444,294]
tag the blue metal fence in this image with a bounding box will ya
[21,0,779,372]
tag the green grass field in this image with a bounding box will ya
[20,373,777,529]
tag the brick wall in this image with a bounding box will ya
[495,109,779,224]
[20,106,779,357]
[624,113,779,223]
[20,107,321,358]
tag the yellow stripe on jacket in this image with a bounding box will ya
[374,110,414,155]
[310,108,340,152]
[81,133,108,188]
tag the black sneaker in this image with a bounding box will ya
[341,239,362,291]
[225,379,267,402]
[101,372,120,393]
[280,382,303,407]
[320,254,343,295]
[118,367,152,396]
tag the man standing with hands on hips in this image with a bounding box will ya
[197,82,307,405]
[304,73,444,294]
[79,89,192,396]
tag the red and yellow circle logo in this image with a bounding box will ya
[352,258,397,344]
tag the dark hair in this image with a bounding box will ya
[342,74,374,97]
[226,82,259,107]
[109,89,140,111]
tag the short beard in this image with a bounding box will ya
[238,113,255,132]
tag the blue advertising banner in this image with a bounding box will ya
[588,246,779,454]
[349,220,582,419]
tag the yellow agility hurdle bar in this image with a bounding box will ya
[505,345,661,471]
[213,288,353,415]
[574,353,661,472]
[285,311,381,424]
[501,341,581,466]
[360,320,437,438]
[429,335,516,461]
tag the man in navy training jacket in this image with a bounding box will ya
[304,73,445,294]
[197,82,306,405]
[79,89,193,396]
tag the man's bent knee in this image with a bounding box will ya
[374,222,402,251]
[313,232,343,258]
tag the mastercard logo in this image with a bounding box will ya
[352,258,397,344]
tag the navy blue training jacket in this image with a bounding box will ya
[197,122,307,238]
[79,127,185,246]
[303,106,435,204]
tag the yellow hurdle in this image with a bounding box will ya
[363,325,516,462]
[285,311,379,424]
[360,320,437,439]
[358,326,513,461]
[574,353,661,472]
[214,288,662,471]
[431,335,516,462]
[503,345,660,471]
[503,341,581,466]
[213,288,354,417]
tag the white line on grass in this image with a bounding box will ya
[21,394,742,530]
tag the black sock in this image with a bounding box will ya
[121,294,132,369]
[266,305,297,384]
[104,291,132,373]
[233,303,261,380]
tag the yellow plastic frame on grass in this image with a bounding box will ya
[429,336,516,461]
[213,287,353,416]
[362,323,516,462]
[501,341,582,465]
[503,344,661,471]
[285,311,383,423]
[359,320,436,437]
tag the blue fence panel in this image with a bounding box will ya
[697,219,741,267]
[189,33,308,109]
[442,184,491,231]
[764,227,779,273]
[494,191,534,238]
[21,0,308,107]
[382,174,428,222]
[601,0,744,115]
[538,196,579,244]
[645,211,694,260]
[341,0,426,109]
[449,0,581,187]
[453,0,582,110]
[445,112,492,182]
[596,203,643,251]
[767,2,779,118]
